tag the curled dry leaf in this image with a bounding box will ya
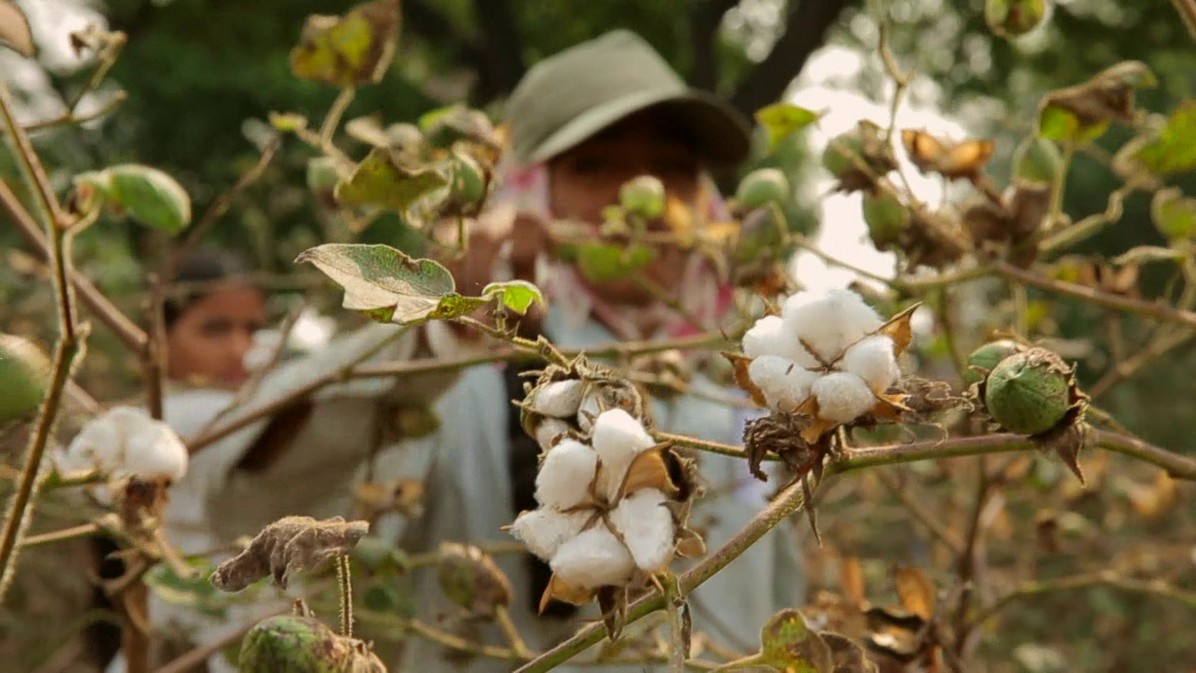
[891,566,935,621]
[211,516,369,591]
[901,129,995,180]
[289,0,400,87]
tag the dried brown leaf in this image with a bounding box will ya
[839,556,866,608]
[892,566,935,621]
[211,516,369,591]
[596,585,628,640]
[725,351,768,407]
[901,129,995,180]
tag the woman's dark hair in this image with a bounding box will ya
[163,247,254,328]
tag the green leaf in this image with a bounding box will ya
[268,111,308,132]
[1037,105,1106,143]
[296,243,459,324]
[334,147,448,214]
[1133,101,1196,176]
[759,609,834,672]
[755,103,819,152]
[566,243,656,283]
[1151,188,1196,240]
[1038,61,1156,143]
[288,0,400,87]
[83,164,192,233]
[0,0,35,57]
[1012,136,1062,186]
[482,280,545,314]
[418,104,497,148]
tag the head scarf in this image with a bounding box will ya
[484,160,735,341]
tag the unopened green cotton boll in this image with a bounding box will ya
[448,152,487,210]
[550,526,635,590]
[534,439,597,510]
[984,349,1071,435]
[812,372,876,423]
[862,189,911,246]
[239,616,384,673]
[0,334,50,421]
[510,509,591,562]
[619,175,666,219]
[736,168,789,210]
[964,339,1022,385]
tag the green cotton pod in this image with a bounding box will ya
[447,152,487,212]
[239,616,385,673]
[0,333,51,421]
[862,189,911,247]
[821,132,866,180]
[105,164,192,233]
[983,349,1071,435]
[735,168,789,211]
[619,175,666,219]
[964,339,1022,386]
[985,0,1046,37]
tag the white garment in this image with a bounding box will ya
[389,312,805,672]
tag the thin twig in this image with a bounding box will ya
[18,523,100,549]
[24,91,128,133]
[321,87,356,147]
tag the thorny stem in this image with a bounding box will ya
[0,82,84,603]
[336,554,353,637]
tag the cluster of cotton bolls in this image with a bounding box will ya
[510,376,687,601]
[57,406,189,488]
[743,288,901,424]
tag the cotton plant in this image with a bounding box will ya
[56,406,189,501]
[509,362,702,635]
[734,288,918,444]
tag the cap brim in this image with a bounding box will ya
[525,89,751,167]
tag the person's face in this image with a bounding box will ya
[166,285,267,389]
[548,111,703,306]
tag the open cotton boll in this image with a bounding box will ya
[534,418,573,453]
[591,409,655,502]
[535,439,597,510]
[530,379,585,418]
[550,526,635,589]
[609,489,675,573]
[121,419,188,482]
[510,508,591,562]
[742,315,818,368]
[748,355,819,412]
[841,335,900,393]
[782,289,884,361]
[812,372,876,423]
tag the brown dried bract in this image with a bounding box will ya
[211,516,369,591]
[901,129,995,181]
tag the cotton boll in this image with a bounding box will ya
[550,526,635,589]
[812,372,876,423]
[510,509,591,562]
[748,355,819,412]
[609,489,675,573]
[535,439,597,509]
[840,335,900,393]
[742,315,817,368]
[782,289,884,361]
[63,406,141,474]
[534,418,573,453]
[122,420,188,482]
[591,409,655,502]
[576,386,601,433]
[529,379,585,418]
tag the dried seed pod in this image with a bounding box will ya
[982,348,1073,435]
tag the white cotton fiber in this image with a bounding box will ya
[781,289,884,361]
[530,379,585,418]
[534,418,573,453]
[840,335,900,393]
[590,409,655,502]
[812,372,876,423]
[550,526,635,589]
[609,489,675,573]
[509,508,591,562]
[748,355,819,412]
[742,315,818,368]
[62,406,188,482]
[534,439,597,509]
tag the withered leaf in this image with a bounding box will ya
[760,608,835,672]
[211,516,369,591]
[288,0,400,87]
[839,556,866,608]
[619,444,682,500]
[901,130,995,180]
[539,573,594,613]
[892,566,935,621]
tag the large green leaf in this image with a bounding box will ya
[1133,101,1196,176]
[288,0,400,87]
[74,164,192,234]
[297,244,461,324]
[334,148,447,214]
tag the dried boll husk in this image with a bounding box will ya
[437,542,513,618]
[577,378,645,433]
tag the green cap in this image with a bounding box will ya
[506,30,751,166]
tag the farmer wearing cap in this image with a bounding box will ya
[383,29,805,671]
